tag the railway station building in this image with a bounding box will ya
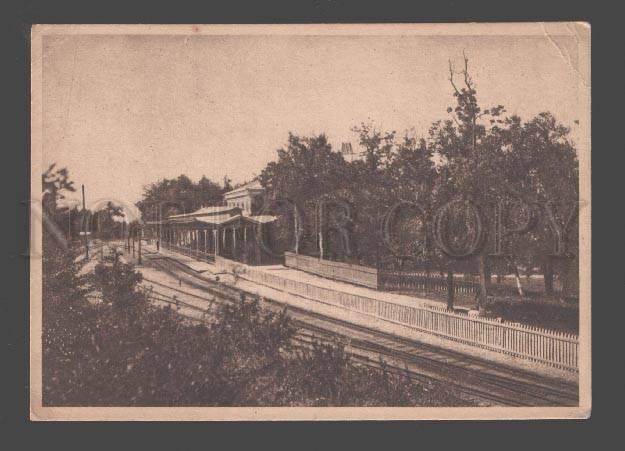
[147,181,279,265]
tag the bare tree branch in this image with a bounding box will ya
[462,50,473,91]
[448,60,461,96]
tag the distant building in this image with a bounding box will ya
[223,180,265,215]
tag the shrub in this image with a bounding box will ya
[42,235,87,306]
[93,253,145,308]
[43,248,472,407]
[486,298,578,334]
[294,339,351,404]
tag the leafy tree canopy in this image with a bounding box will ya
[136,175,227,221]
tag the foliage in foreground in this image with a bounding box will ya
[42,245,471,407]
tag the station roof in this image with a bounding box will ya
[148,213,277,227]
[166,205,239,219]
[244,215,278,224]
[196,215,242,225]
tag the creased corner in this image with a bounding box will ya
[540,22,590,89]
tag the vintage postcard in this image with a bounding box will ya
[30,23,591,420]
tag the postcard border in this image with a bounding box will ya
[29,22,591,421]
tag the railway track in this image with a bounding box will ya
[132,253,579,407]
[99,239,577,407]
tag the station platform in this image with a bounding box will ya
[141,243,442,309]
[220,261,448,310]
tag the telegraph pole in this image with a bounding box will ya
[138,226,142,265]
[318,200,324,260]
[82,184,89,258]
[155,204,162,252]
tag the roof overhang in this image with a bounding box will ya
[149,214,278,227]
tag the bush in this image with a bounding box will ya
[279,340,466,407]
[93,253,145,308]
[486,298,578,334]
[43,246,472,407]
[42,234,87,306]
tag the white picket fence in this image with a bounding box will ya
[219,258,578,372]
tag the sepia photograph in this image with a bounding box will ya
[30,23,591,420]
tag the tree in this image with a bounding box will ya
[93,201,125,240]
[259,133,350,257]
[387,134,436,202]
[42,164,79,245]
[425,54,508,311]
[136,175,226,221]
[433,55,579,305]
[351,123,396,174]
[493,112,579,300]
[42,163,76,214]
[254,56,579,305]
[222,175,233,193]
[41,164,87,307]
[260,133,348,203]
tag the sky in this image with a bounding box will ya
[41,27,585,217]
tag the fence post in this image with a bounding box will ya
[447,269,454,310]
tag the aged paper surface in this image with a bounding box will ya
[31,23,590,420]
